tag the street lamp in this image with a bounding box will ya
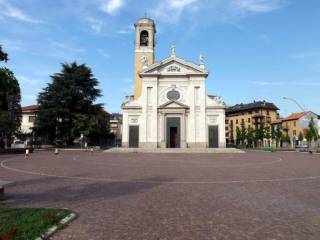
[282,97,308,148]
[282,97,306,112]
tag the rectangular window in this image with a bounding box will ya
[248,118,251,123]
[29,116,35,123]
[194,87,200,106]
[267,110,270,115]
[225,119,229,124]
[147,87,152,106]
[236,119,238,124]
[293,130,297,136]
[294,121,296,127]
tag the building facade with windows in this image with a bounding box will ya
[21,104,39,134]
[110,113,123,144]
[121,18,226,148]
[225,101,279,144]
[281,111,319,141]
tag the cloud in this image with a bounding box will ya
[150,0,286,24]
[16,75,41,86]
[291,51,320,59]
[117,25,134,34]
[101,0,125,15]
[85,17,104,33]
[248,81,320,86]
[151,0,198,24]
[97,49,111,58]
[49,40,85,53]
[0,0,40,23]
[231,0,285,13]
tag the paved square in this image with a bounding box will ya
[1,151,320,239]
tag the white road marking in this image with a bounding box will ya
[1,157,320,184]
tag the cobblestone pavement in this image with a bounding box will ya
[1,151,320,240]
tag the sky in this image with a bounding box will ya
[0,0,319,117]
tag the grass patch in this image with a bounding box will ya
[0,207,71,240]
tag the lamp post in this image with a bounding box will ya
[282,97,308,149]
[282,97,306,112]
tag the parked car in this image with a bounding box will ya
[11,140,25,149]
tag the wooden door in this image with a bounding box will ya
[209,126,219,148]
[129,126,139,148]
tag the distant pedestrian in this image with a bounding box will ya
[25,149,29,160]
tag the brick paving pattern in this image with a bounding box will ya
[1,151,320,239]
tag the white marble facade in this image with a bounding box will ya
[122,49,226,148]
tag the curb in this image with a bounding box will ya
[35,211,77,240]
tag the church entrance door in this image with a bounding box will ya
[208,126,219,148]
[129,126,139,148]
[166,117,180,148]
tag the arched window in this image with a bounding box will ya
[140,30,149,46]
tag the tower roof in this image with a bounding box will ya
[135,18,156,30]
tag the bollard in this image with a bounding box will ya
[25,148,29,160]
[90,148,94,153]
[55,148,59,155]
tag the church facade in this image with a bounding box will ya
[122,18,226,148]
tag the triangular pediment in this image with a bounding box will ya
[140,56,208,76]
[158,100,190,109]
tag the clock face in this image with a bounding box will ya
[140,54,147,64]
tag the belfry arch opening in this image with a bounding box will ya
[140,30,149,46]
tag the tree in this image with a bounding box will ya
[0,45,8,62]
[246,126,255,147]
[298,132,304,142]
[0,45,21,148]
[275,127,282,148]
[71,111,110,145]
[255,126,265,147]
[305,129,313,147]
[236,127,241,145]
[34,62,106,145]
[236,126,247,146]
[308,117,319,142]
[281,134,290,144]
[264,126,271,147]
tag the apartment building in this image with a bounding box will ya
[225,101,279,143]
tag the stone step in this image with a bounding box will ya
[104,148,244,154]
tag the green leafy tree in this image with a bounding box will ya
[271,125,276,140]
[0,45,21,148]
[255,126,265,147]
[71,112,110,145]
[264,126,271,140]
[0,45,8,62]
[34,62,106,145]
[275,127,282,148]
[236,127,241,145]
[308,117,319,142]
[246,126,255,147]
[236,126,247,146]
[298,132,304,142]
[281,134,290,143]
[305,129,313,147]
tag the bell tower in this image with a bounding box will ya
[134,18,156,99]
